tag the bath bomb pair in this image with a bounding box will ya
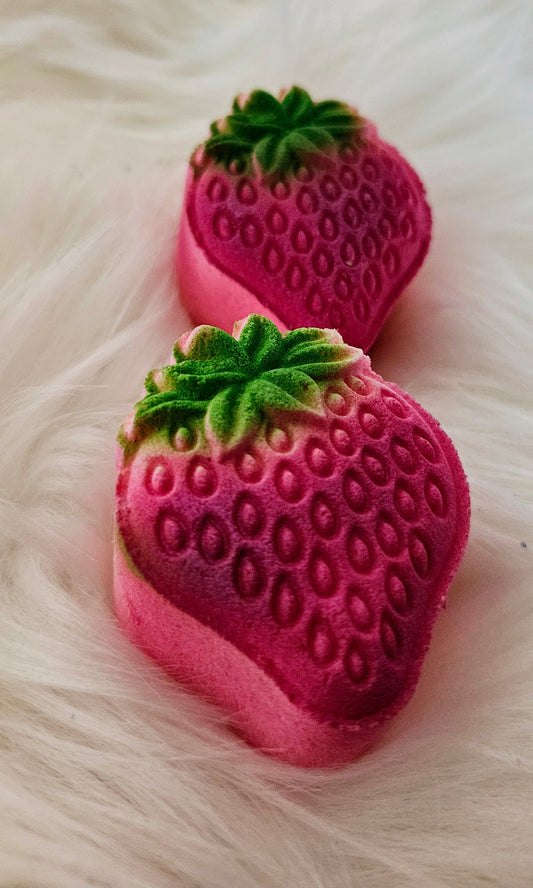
[114,88,469,767]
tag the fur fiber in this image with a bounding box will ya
[1,0,532,885]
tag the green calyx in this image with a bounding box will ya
[126,315,360,452]
[203,86,364,176]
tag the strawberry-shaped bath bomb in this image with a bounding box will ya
[177,87,432,351]
[114,315,469,767]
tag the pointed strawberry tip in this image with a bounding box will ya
[118,411,137,444]
[232,315,251,340]
[192,145,206,167]
[321,326,347,347]
[177,324,217,357]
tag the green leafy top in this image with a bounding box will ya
[202,86,364,176]
[121,315,361,454]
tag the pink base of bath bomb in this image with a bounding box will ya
[114,543,378,767]
[177,200,287,335]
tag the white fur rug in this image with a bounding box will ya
[1,1,532,886]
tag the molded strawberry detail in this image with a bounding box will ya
[114,315,469,767]
[177,87,432,351]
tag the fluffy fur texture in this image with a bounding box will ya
[1,0,532,885]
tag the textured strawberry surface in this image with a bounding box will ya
[116,365,468,726]
[185,127,431,351]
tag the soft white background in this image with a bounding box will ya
[1,1,532,886]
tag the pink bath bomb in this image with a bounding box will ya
[177,87,432,351]
[114,315,469,767]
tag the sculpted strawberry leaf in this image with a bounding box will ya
[207,382,251,445]
[282,343,356,379]
[281,85,312,120]
[134,391,206,439]
[235,312,283,372]
[256,369,322,412]
[282,327,343,348]
[175,325,243,365]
